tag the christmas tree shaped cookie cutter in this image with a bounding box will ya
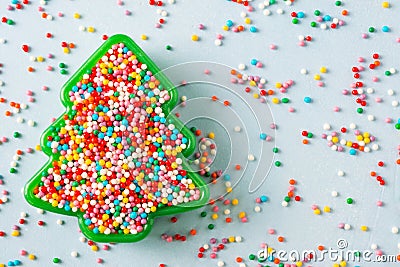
[24,34,210,243]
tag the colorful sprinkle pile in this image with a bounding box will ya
[32,42,202,236]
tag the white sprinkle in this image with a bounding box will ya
[28,120,35,127]
[258,3,265,9]
[79,25,86,31]
[392,100,399,107]
[366,88,374,94]
[37,208,44,214]
[349,123,356,129]
[337,170,345,177]
[387,89,394,96]
[161,10,168,17]
[56,219,64,225]
[276,8,284,14]
[20,212,27,218]
[47,15,53,21]
[217,261,225,267]
[254,206,261,212]
[281,201,288,207]
[320,23,327,30]
[16,117,24,123]
[235,236,242,242]
[372,144,379,151]
[0,38,6,44]
[364,147,371,153]
[371,244,378,250]
[263,9,271,16]
[240,12,247,18]
[203,244,209,250]
[344,224,351,230]
[298,35,305,41]
[71,251,78,257]
[300,68,308,75]
[168,0,175,4]
[323,123,331,130]
[367,115,375,121]
[238,63,246,70]
[392,226,399,234]
[234,126,241,132]
[30,56,36,62]
[79,236,86,243]
[331,191,338,197]
[248,154,255,161]
[0,80,4,86]
[389,68,396,74]
[214,39,222,46]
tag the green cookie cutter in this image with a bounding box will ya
[24,34,210,243]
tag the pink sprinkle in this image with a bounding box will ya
[358,66,365,71]
[342,89,349,95]
[338,223,345,229]
[288,107,295,112]
[102,244,109,250]
[7,5,13,11]
[337,146,344,152]
[270,123,276,129]
[20,250,27,256]
[316,81,324,87]
[204,69,210,75]
[385,118,392,123]
[125,10,131,16]
[26,90,33,96]
[216,34,223,40]
[256,62,263,68]
[210,253,217,259]
[321,133,327,139]
[265,136,272,141]
[28,97,35,103]
[376,200,383,207]
[230,78,238,84]
[311,204,318,210]
[212,206,219,212]
[354,130,360,135]
[199,24,205,30]
[358,57,365,62]
[280,88,287,93]
[260,242,267,248]
[47,66,53,71]
[338,20,345,26]
[259,98,266,103]
[396,37,400,43]
[269,44,277,50]
[362,33,368,39]
[117,0,124,5]
[287,79,294,86]
[372,76,379,82]
[241,217,248,223]
[26,148,33,153]
[375,250,383,256]
[375,97,382,103]
[298,41,305,47]
[58,12,63,17]
[42,86,48,91]
[38,6,44,12]
[333,106,340,112]
[97,258,103,264]
[247,6,253,12]
[268,229,275,235]
[155,23,161,28]
[350,83,357,88]
[316,16,323,22]
[255,198,261,203]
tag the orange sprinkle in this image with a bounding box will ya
[225,217,232,223]
[374,60,380,66]
[27,66,35,72]
[223,100,230,106]
[267,89,275,95]
[189,229,197,236]
[302,139,308,144]
[274,258,280,264]
[342,10,348,16]
[69,43,75,48]
[277,236,284,242]
[287,191,294,198]
[370,171,376,177]
[230,69,237,75]
[289,179,296,185]
[41,12,48,19]
[5,110,12,116]
[237,25,244,31]
[236,73,242,79]
[396,159,400,165]
[235,164,241,170]
[211,95,218,101]
[236,257,243,263]
[397,254,400,261]
[317,245,325,251]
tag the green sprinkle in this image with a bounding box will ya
[310,21,317,27]
[269,0,276,4]
[59,62,66,68]
[307,132,313,138]
[52,258,61,264]
[272,147,279,153]
[356,107,363,114]
[335,1,342,6]
[385,70,391,76]
[200,211,207,217]
[60,69,68,75]
[281,98,289,103]
[292,18,299,24]
[7,19,14,25]
[354,251,361,257]
[207,223,214,230]
[13,132,21,138]
[395,123,400,130]
[346,198,354,204]
[249,254,256,260]
[10,168,17,174]
[166,45,172,50]
[274,161,281,167]
[314,10,321,16]
[284,196,291,202]
[368,27,375,33]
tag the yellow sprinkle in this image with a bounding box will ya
[253,93,259,99]
[275,82,282,88]
[37,56,44,62]
[296,262,303,267]
[226,187,232,193]
[208,132,215,139]
[211,213,218,220]
[35,144,42,151]
[73,13,81,19]
[360,225,368,231]
[0,264,5,267]
[141,34,148,40]
[332,136,339,143]
[231,199,239,205]
[382,1,390,8]
[87,26,95,33]
[363,132,370,138]
[228,236,235,242]
[11,230,20,236]
[63,47,70,54]
[249,80,257,87]
[28,254,36,260]
[238,211,246,219]
[222,25,229,31]
[191,35,199,41]
[339,261,347,267]
[314,209,321,215]
[333,264,340,267]
[271,97,280,104]
[91,245,98,251]
[314,74,321,80]
[320,66,327,73]
[323,206,331,213]
[244,18,251,24]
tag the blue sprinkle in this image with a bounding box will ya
[323,15,331,21]
[226,20,233,27]
[349,148,357,155]
[304,96,312,103]
[249,26,257,32]
[297,11,305,18]
[250,59,258,65]
[382,25,390,32]
[260,133,267,140]
[260,195,268,202]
